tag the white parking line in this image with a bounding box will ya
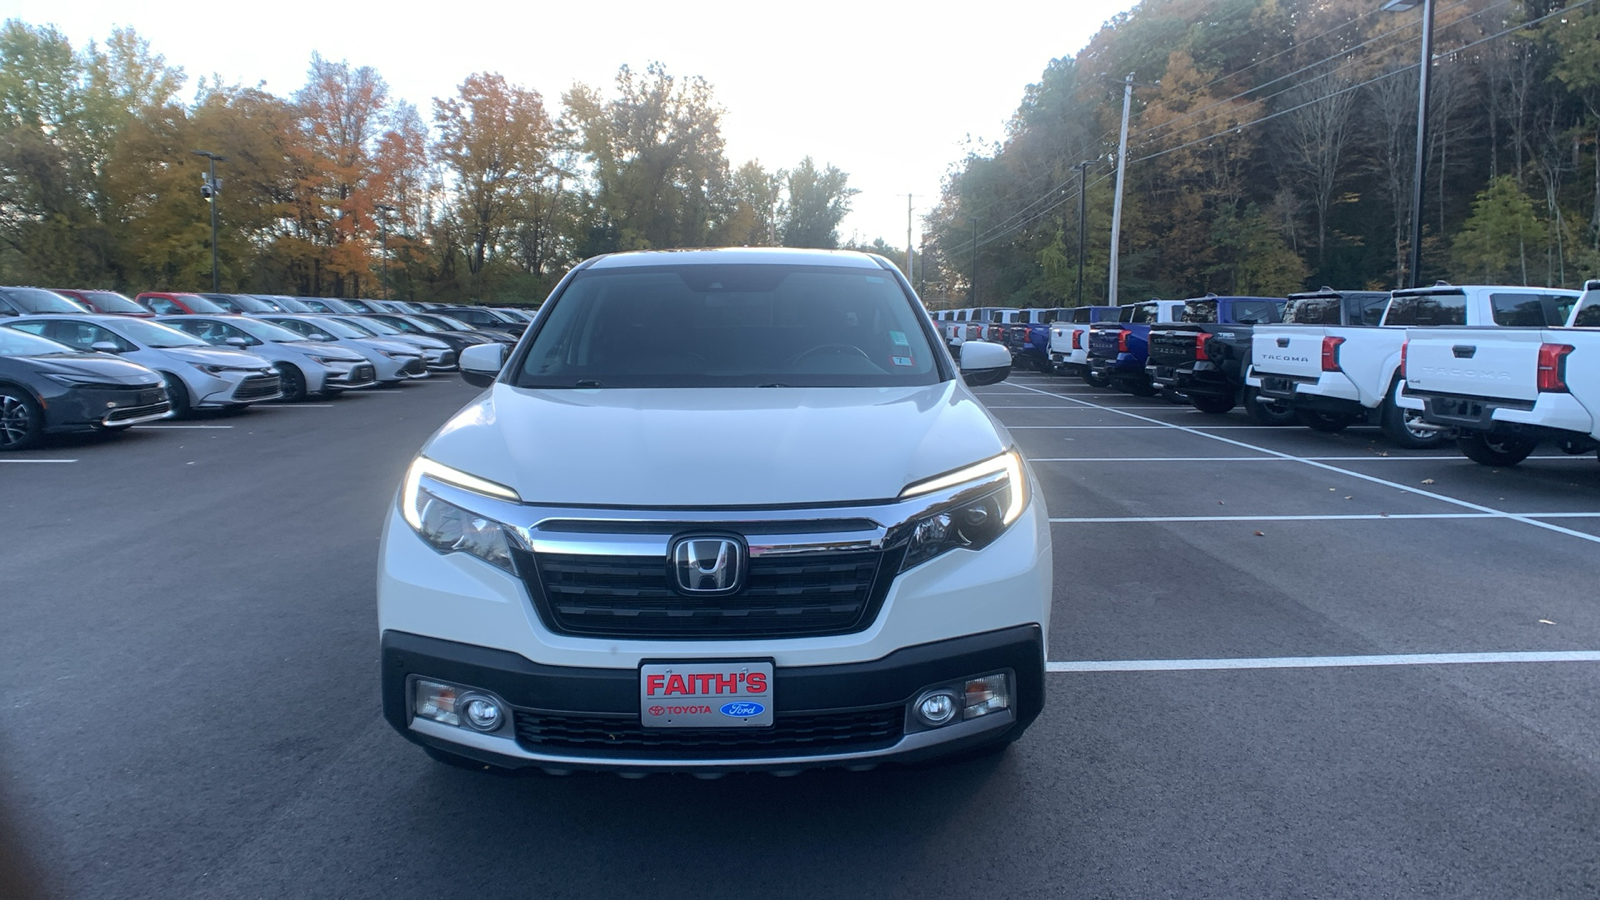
[144,425,234,430]
[0,459,75,464]
[1028,455,1586,462]
[1049,512,1600,524]
[1046,651,1600,672]
[1010,383,1600,546]
[264,404,334,409]
[1008,425,1284,430]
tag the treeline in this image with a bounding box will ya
[920,0,1600,307]
[0,22,864,303]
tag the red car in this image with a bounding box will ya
[133,292,229,316]
[53,289,154,317]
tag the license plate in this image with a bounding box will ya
[1261,376,1294,394]
[640,661,774,728]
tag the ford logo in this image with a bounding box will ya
[720,701,765,718]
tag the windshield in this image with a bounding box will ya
[1283,296,1343,325]
[342,316,399,335]
[243,320,312,343]
[512,264,941,389]
[415,314,469,331]
[7,288,87,314]
[1182,300,1218,323]
[1384,292,1466,327]
[172,294,226,313]
[313,318,369,339]
[117,318,211,348]
[77,291,145,314]
[394,316,438,333]
[0,327,77,356]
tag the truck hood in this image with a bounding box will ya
[422,382,1010,508]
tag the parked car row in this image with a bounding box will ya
[932,280,1597,465]
[0,287,535,451]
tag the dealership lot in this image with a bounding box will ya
[3,374,1599,898]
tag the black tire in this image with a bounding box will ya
[1298,410,1355,433]
[276,363,308,403]
[0,386,44,452]
[160,373,191,419]
[1457,431,1537,467]
[1191,393,1236,415]
[423,745,508,774]
[1244,387,1297,426]
[1379,386,1445,449]
[1081,369,1111,388]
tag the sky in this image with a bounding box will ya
[8,0,1135,252]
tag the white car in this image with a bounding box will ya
[378,248,1052,775]
[3,314,280,415]
[163,315,378,400]
[257,315,428,384]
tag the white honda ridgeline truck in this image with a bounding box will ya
[378,248,1052,776]
[1398,282,1599,466]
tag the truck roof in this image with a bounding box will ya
[586,247,887,270]
[1390,283,1580,298]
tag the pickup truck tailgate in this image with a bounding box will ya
[1149,325,1201,367]
[1404,329,1542,403]
[1252,326,1327,379]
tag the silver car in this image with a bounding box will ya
[163,315,378,400]
[4,315,280,416]
[324,315,456,371]
[256,315,427,384]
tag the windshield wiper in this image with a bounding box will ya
[573,379,604,389]
[756,383,791,388]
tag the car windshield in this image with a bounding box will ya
[420,315,470,331]
[0,327,77,356]
[7,288,87,314]
[512,263,942,389]
[77,291,145,314]
[116,318,211,348]
[243,320,312,343]
[172,294,226,313]
[344,317,399,335]
[313,318,369,339]
[1283,296,1343,325]
[394,316,438,333]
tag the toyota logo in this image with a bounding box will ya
[670,535,746,594]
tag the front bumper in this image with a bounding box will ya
[320,361,378,391]
[382,625,1045,773]
[42,383,171,433]
[194,371,281,407]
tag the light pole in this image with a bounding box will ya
[191,150,226,292]
[1108,74,1135,306]
[1074,161,1091,305]
[1383,0,1436,288]
[375,204,397,301]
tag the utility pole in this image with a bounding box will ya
[1382,0,1436,288]
[969,218,979,303]
[1108,74,1135,306]
[1075,161,1091,306]
[907,193,914,286]
[376,204,397,301]
[191,150,226,292]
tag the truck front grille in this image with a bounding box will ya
[514,547,898,640]
[512,706,904,759]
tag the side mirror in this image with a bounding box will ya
[225,336,249,348]
[960,340,1012,386]
[459,343,507,388]
[90,341,122,354]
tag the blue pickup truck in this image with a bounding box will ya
[1086,300,1185,396]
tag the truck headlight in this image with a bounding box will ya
[898,450,1028,571]
[400,457,521,572]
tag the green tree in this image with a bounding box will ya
[779,156,856,249]
[1452,175,1546,284]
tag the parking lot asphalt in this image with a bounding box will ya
[3,373,1599,899]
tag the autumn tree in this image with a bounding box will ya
[293,53,388,295]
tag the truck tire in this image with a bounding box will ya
[1191,393,1235,415]
[0,387,44,452]
[1379,388,1444,449]
[1298,411,1355,433]
[1244,388,1297,426]
[1457,431,1537,467]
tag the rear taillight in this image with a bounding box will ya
[1400,340,1408,378]
[1321,336,1345,372]
[1072,330,1082,349]
[1538,343,1575,393]
[1195,333,1214,361]
[1117,330,1129,353]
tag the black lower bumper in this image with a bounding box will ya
[381,626,1046,771]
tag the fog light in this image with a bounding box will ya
[963,673,1011,720]
[461,694,503,732]
[914,689,960,727]
[414,680,461,727]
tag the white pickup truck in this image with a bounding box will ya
[1047,305,1120,384]
[1398,283,1598,466]
[1247,285,1576,448]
